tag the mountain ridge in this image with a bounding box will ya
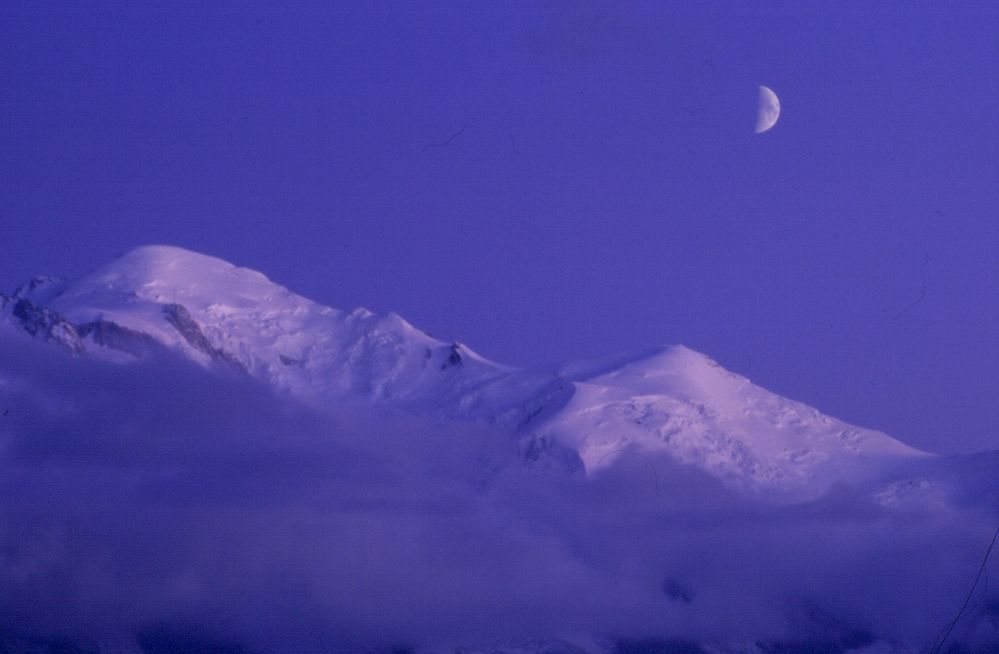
[0,245,929,497]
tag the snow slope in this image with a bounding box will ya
[1,245,930,496]
[549,345,924,491]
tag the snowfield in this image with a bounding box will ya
[4,246,929,496]
[0,245,996,654]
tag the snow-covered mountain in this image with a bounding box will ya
[1,245,928,497]
[5,245,999,654]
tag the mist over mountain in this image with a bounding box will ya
[1,246,997,654]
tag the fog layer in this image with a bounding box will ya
[0,328,995,653]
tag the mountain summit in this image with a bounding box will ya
[1,245,926,496]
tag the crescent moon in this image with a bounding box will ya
[755,85,780,134]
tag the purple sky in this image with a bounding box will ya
[2,3,997,454]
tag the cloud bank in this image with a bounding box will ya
[0,325,996,653]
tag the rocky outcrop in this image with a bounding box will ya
[163,303,246,372]
[76,320,160,358]
[2,293,249,371]
[441,342,463,369]
[7,297,84,354]
[12,275,65,302]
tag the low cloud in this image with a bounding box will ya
[0,326,996,653]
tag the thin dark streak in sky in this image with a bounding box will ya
[422,124,469,153]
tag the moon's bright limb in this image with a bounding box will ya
[755,85,780,133]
